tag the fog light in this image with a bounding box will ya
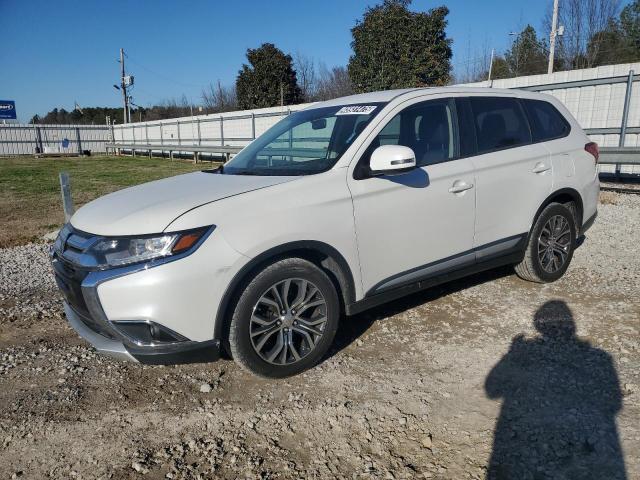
[112,321,188,346]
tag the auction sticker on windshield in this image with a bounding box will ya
[336,105,377,115]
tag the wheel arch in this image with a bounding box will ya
[532,188,584,233]
[213,241,357,342]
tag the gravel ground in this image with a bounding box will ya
[0,194,638,479]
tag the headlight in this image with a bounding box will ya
[86,227,211,269]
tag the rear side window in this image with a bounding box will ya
[470,97,532,154]
[524,99,571,142]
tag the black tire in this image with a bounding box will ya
[228,257,340,378]
[515,203,577,283]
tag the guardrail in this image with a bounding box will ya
[106,142,243,162]
[599,147,640,178]
[108,142,639,172]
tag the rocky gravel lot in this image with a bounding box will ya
[0,193,638,479]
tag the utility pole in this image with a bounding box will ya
[548,0,559,75]
[120,48,129,123]
[487,48,495,84]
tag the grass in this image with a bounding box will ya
[0,155,211,248]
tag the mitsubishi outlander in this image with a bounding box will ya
[51,87,600,378]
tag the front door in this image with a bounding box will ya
[348,98,476,296]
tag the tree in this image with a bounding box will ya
[348,0,452,93]
[504,25,547,77]
[202,80,237,113]
[588,19,637,66]
[235,43,302,109]
[620,0,640,52]
[314,65,354,100]
[544,0,622,69]
[489,56,512,80]
[293,52,317,101]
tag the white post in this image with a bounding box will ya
[59,172,75,222]
[548,0,559,75]
[487,48,495,85]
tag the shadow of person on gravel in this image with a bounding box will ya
[485,300,626,480]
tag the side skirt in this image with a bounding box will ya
[345,238,526,316]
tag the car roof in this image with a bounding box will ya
[311,86,541,108]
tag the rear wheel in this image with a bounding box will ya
[515,203,577,283]
[228,258,339,378]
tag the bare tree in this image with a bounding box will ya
[293,52,317,101]
[455,36,494,83]
[201,80,237,113]
[543,0,621,69]
[314,64,354,101]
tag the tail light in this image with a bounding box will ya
[585,142,599,163]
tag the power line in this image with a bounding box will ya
[125,54,209,89]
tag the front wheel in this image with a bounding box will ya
[515,203,577,283]
[228,258,340,378]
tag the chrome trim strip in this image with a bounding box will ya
[376,252,475,292]
[110,320,190,347]
[66,232,100,251]
[368,233,527,295]
[475,236,523,261]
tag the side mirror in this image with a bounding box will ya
[369,145,417,176]
[311,118,327,130]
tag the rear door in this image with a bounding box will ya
[460,96,553,257]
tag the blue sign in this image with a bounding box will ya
[0,100,17,120]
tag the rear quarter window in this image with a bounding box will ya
[523,99,571,142]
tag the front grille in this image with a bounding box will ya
[52,253,91,316]
[52,225,117,341]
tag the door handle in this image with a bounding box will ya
[532,162,551,174]
[448,180,474,194]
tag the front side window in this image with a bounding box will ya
[222,104,384,176]
[523,99,571,142]
[359,99,456,172]
[470,97,532,154]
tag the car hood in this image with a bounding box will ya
[70,171,296,236]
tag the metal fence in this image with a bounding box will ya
[2,62,639,171]
[0,123,110,156]
[111,104,312,157]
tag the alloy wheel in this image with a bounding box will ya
[250,278,328,365]
[537,214,572,273]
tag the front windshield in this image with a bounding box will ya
[222,103,385,176]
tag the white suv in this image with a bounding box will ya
[51,87,600,377]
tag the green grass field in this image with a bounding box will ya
[0,155,211,247]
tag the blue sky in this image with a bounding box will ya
[1,0,574,122]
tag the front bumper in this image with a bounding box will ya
[63,301,222,364]
[51,224,231,365]
[64,302,135,361]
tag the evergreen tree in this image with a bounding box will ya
[235,43,302,109]
[348,0,452,92]
[504,25,547,77]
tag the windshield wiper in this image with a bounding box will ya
[202,165,224,174]
[232,170,262,176]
